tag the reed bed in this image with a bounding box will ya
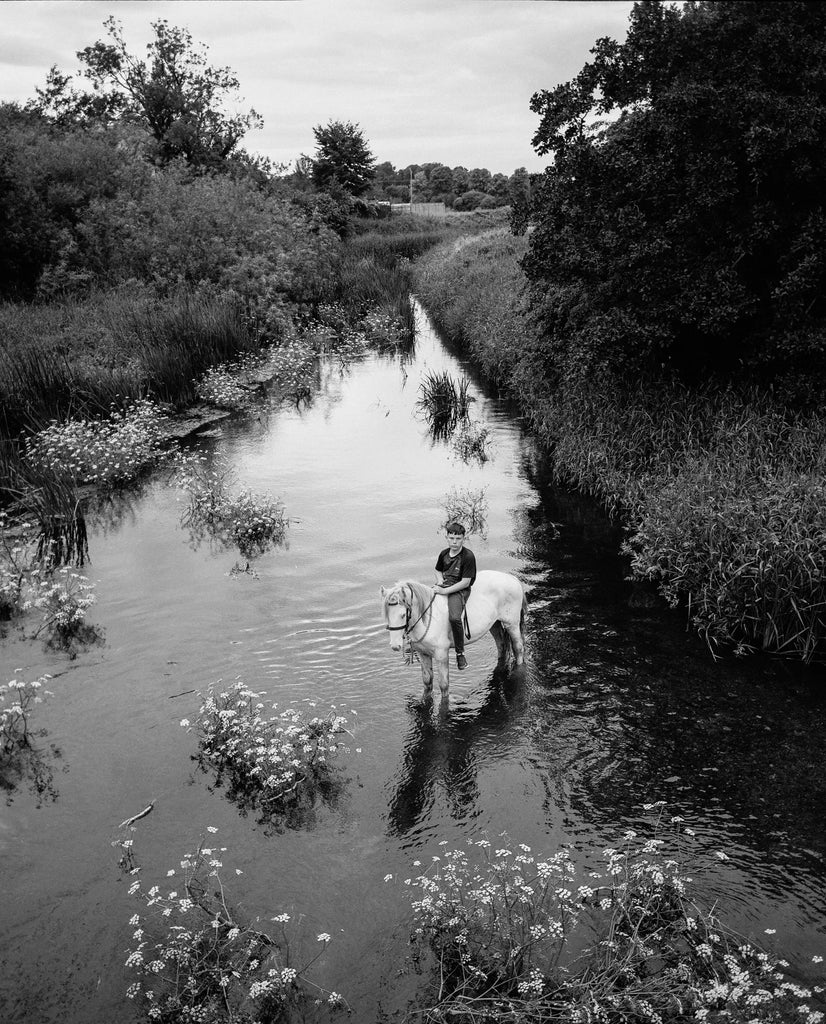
[0,286,258,439]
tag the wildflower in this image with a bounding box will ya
[317,932,331,942]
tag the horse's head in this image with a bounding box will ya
[381,582,412,651]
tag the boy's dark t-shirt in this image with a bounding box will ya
[435,546,477,590]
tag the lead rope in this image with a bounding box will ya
[402,593,436,665]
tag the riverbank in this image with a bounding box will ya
[414,229,826,664]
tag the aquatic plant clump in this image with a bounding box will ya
[125,831,348,1023]
[23,398,168,487]
[453,421,492,465]
[176,457,288,559]
[402,814,825,1024]
[0,517,98,646]
[0,675,52,759]
[441,487,489,538]
[417,370,475,441]
[27,566,98,648]
[189,681,350,816]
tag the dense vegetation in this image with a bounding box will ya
[416,1,826,664]
[524,0,826,395]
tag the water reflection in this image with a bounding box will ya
[386,666,529,837]
[0,737,61,806]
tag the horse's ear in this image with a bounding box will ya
[380,586,387,597]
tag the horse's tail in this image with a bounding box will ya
[520,589,528,636]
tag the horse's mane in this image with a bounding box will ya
[382,579,434,620]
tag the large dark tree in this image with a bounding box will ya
[311,120,375,197]
[524,0,826,386]
[33,17,262,168]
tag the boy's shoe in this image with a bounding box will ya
[456,653,467,670]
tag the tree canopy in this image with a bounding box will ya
[523,0,826,388]
[32,17,262,168]
[311,120,375,197]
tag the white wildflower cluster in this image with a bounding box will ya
[26,567,96,638]
[23,398,167,486]
[268,340,319,402]
[124,834,347,1022]
[360,308,406,348]
[0,675,52,758]
[405,835,580,1003]
[0,521,97,643]
[194,363,250,409]
[192,680,350,816]
[175,456,288,559]
[401,814,825,1024]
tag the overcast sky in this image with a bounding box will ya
[1,0,635,175]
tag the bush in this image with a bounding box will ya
[453,190,490,212]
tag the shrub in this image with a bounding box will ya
[453,190,490,212]
[125,830,348,1023]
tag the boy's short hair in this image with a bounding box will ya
[445,522,466,535]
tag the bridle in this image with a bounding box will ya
[385,585,435,642]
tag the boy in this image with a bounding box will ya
[434,522,477,670]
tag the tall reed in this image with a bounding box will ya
[0,286,258,439]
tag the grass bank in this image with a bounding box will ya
[414,231,826,663]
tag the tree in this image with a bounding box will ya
[524,0,826,385]
[428,164,454,196]
[311,120,375,197]
[508,167,531,236]
[469,167,492,192]
[44,17,263,167]
[452,166,470,193]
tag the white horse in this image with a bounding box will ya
[380,570,527,699]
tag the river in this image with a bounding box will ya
[0,299,824,1021]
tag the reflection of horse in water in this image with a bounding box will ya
[380,570,527,699]
[386,666,528,837]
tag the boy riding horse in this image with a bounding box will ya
[433,522,476,670]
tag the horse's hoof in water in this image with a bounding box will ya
[456,653,467,670]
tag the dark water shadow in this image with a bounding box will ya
[385,665,529,838]
[511,442,826,894]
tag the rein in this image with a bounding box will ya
[385,586,436,642]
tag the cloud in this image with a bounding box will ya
[0,0,635,173]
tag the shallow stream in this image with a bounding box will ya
[1,300,824,1021]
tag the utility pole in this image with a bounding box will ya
[409,167,413,211]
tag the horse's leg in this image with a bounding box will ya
[419,653,434,699]
[506,619,525,665]
[489,621,508,667]
[433,648,450,700]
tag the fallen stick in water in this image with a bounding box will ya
[118,800,155,829]
[168,689,196,699]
